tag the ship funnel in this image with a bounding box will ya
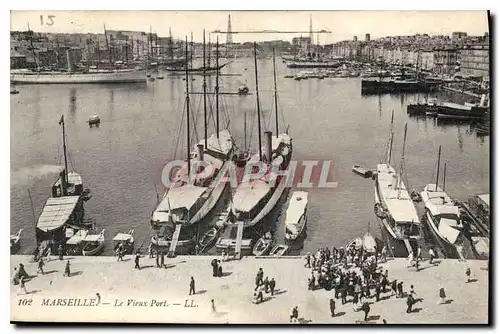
[60,169,67,196]
[479,94,486,107]
[264,131,273,163]
[391,174,398,189]
[66,48,73,72]
[197,144,204,162]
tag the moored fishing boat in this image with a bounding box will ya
[150,34,234,256]
[347,237,363,250]
[373,119,422,257]
[65,229,90,255]
[284,191,308,241]
[352,165,372,178]
[227,46,293,237]
[82,229,106,256]
[198,227,220,252]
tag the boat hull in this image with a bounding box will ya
[423,211,461,259]
[10,70,146,84]
[82,242,105,256]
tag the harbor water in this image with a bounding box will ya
[10,58,490,255]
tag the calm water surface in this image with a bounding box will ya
[11,58,490,255]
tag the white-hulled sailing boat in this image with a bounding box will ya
[373,120,422,257]
[150,33,234,255]
[228,46,292,231]
[421,146,467,259]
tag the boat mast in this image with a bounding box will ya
[254,42,263,162]
[244,111,247,151]
[207,35,211,68]
[443,162,447,192]
[185,37,191,183]
[203,30,208,148]
[103,24,112,70]
[272,48,279,137]
[215,37,220,137]
[125,36,128,64]
[27,22,40,70]
[386,110,394,165]
[435,145,441,191]
[96,39,100,69]
[190,32,194,69]
[60,115,69,191]
[397,123,408,198]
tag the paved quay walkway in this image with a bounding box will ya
[10,255,489,324]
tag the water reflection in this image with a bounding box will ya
[68,88,77,117]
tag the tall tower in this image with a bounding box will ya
[309,14,313,45]
[226,14,233,44]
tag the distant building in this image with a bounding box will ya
[433,48,460,75]
[365,33,371,42]
[292,36,311,53]
[452,32,467,41]
[460,43,489,81]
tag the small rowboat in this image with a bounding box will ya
[199,227,219,251]
[113,229,135,254]
[352,165,372,178]
[410,189,422,202]
[82,229,106,256]
[88,115,101,126]
[284,191,308,241]
[253,235,273,256]
[347,237,363,250]
[157,76,164,79]
[362,232,377,254]
[10,88,19,95]
[269,244,289,256]
[10,229,23,252]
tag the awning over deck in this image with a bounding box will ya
[37,196,80,232]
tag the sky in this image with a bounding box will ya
[10,11,489,44]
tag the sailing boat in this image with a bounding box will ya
[421,146,467,259]
[373,120,422,257]
[150,33,235,255]
[36,115,90,253]
[228,46,292,233]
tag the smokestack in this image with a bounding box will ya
[66,48,73,72]
[264,131,273,163]
[60,169,67,196]
[197,144,204,162]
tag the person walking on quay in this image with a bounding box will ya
[211,299,216,313]
[156,249,161,268]
[58,245,64,260]
[406,294,414,313]
[149,244,154,259]
[341,284,348,305]
[305,253,311,268]
[466,267,472,283]
[63,260,71,277]
[134,251,141,270]
[362,302,370,321]
[407,251,414,268]
[46,247,52,262]
[352,292,360,312]
[438,287,446,304]
[189,277,196,295]
[257,268,264,285]
[429,247,437,264]
[417,246,423,261]
[37,257,45,275]
[160,252,165,268]
[290,306,299,323]
[269,278,276,296]
[329,299,336,317]
[397,281,404,298]
[381,245,387,263]
[391,280,398,296]
[410,285,417,297]
[17,276,28,295]
[375,282,381,301]
[415,256,420,272]
[264,277,270,293]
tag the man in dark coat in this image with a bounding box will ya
[397,281,404,298]
[391,279,398,296]
[160,252,165,268]
[263,277,270,293]
[329,299,336,317]
[257,268,264,285]
[134,251,141,270]
[362,302,370,321]
[156,250,160,268]
[341,284,348,305]
[58,245,64,260]
[406,294,414,313]
[189,277,195,295]
[269,278,276,296]
[305,254,311,268]
[211,259,218,277]
[375,282,381,301]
